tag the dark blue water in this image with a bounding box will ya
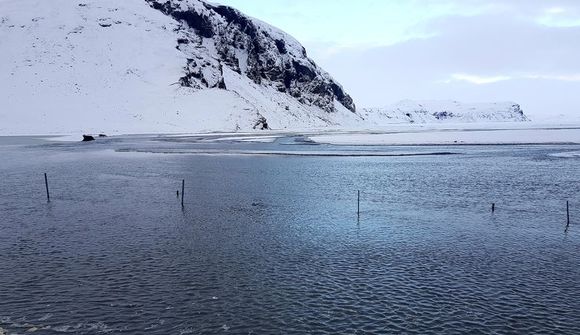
[0,136,579,334]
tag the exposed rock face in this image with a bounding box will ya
[144,0,356,114]
[253,115,270,130]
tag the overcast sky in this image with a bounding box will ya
[216,0,580,120]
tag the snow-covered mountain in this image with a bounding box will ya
[0,0,529,135]
[145,0,355,114]
[361,100,529,124]
[0,0,360,135]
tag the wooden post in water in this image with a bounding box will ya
[44,173,50,202]
[567,201,570,229]
[357,190,360,218]
[181,180,185,207]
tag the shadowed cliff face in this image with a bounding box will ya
[145,0,356,113]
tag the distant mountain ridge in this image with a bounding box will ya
[361,100,529,124]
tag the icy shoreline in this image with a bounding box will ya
[308,127,580,146]
[1,122,579,147]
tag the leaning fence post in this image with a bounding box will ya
[44,173,50,202]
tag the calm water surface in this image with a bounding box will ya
[0,135,579,334]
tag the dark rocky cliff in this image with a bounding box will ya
[145,0,356,113]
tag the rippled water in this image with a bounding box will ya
[0,136,579,334]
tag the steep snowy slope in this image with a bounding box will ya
[144,0,355,114]
[361,100,529,124]
[0,0,361,135]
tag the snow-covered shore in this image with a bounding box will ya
[308,123,580,145]
[17,122,576,147]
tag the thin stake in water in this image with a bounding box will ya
[566,201,570,229]
[181,180,185,207]
[44,173,50,202]
[357,190,360,218]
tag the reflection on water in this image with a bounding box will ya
[0,136,579,334]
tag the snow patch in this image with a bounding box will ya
[549,151,580,158]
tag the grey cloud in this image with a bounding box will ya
[313,11,580,118]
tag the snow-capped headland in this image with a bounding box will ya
[361,100,528,124]
[0,0,535,136]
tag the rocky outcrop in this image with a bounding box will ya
[144,0,356,114]
[253,115,270,130]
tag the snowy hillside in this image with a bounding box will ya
[0,0,361,135]
[0,0,529,135]
[361,100,529,124]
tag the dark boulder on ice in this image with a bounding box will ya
[82,135,95,142]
